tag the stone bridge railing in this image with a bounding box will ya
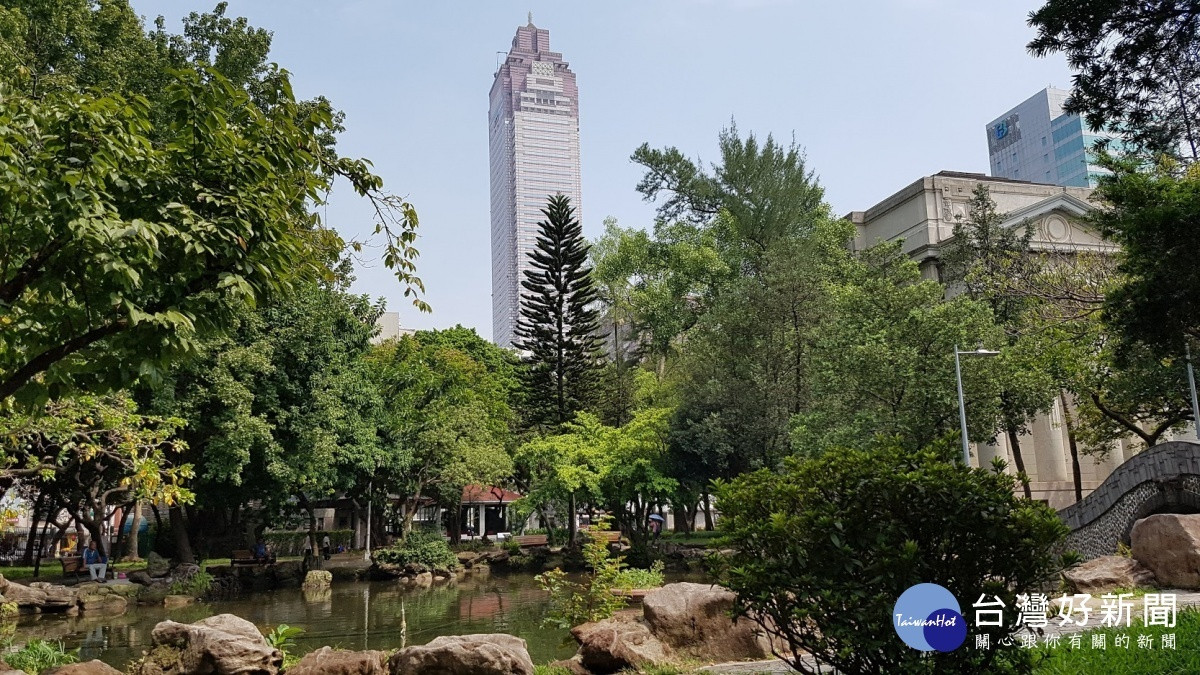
[1059,440,1200,560]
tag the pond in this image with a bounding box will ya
[13,572,583,669]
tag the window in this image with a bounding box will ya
[1041,136,1047,146]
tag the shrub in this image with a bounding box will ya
[168,570,213,598]
[716,441,1070,675]
[373,530,458,571]
[264,624,305,670]
[6,639,78,674]
[536,524,628,629]
[613,560,665,591]
[262,530,354,556]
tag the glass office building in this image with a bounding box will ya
[986,87,1121,188]
[489,19,582,348]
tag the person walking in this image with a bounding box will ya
[83,541,107,583]
[322,534,331,561]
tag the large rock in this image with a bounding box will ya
[146,552,170,578]
[642,582,768,662]
[136,613,282,675]
[388,634,535,675]
[28,582,78,610]
[127,570,153,586]
[302,570,332,591]
[1063,556,1157,594]
[572,615,671,674]
[287,647,387,675]
[0,575,48,607]
[43,661,124,675]
[1131,514,1200,589]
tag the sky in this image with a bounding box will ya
[129,0,1073,341]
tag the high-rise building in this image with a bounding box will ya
[985,87,1122,188]
[489,17,582,348]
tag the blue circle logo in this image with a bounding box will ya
[995,121,1008,140]
[893,583,967,652]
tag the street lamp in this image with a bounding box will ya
[1187,343,1200,440]
[955,345,1000,467]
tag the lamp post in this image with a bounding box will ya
[955,345,1001,467]
[1187,343,1200,440]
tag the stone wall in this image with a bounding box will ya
[1060,441,1200,560]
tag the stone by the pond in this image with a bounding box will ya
[388,633,535,675]
[78,593,128,616]
[302,570,332,591]
[545,657,590,675]
[127,570,153,586]
[1132,514,1200,589]
[163,594,193,609]
[642,582,769,662]
[573,614,672,674]
[286,647,388,675]
[146,552,170,578]
[28,582,79,610]
[0,657,23,675]
[43,660,124,675]
[136,613,282,675]
[1063,556,1157,594]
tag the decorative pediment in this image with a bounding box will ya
[999,194,1114,253]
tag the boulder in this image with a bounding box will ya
[43,660,124,675]
[572,616,671,674]
[270,561,303,586]
[1063,556,1157,594]
[139,581,171,606]
[0,575,47,608]
[545,657,590,675]
[1131,514,1200,589]
[287,647,387,675]
[171,563,201,582]
[146,552,170,578]
[641,582,768,662]
[137,613,281,675]
[78,593,127,616]
[127,571,153,586]
[27,582,78,610]
[163,595,193,609]
[456,551,483,568]
[302,570,332,591]
[412,571,433,589]
[388,634,535,675]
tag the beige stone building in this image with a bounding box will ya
[846,171,1194,508]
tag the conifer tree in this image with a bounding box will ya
[516,195,602,429]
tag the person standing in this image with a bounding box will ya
[322,534,331,561]
[83,541,107,583]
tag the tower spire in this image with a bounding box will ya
[527,10,533,25]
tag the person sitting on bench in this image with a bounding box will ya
[83,541,107,583]
[252,538,274,563]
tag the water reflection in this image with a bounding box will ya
[13,573,578,668]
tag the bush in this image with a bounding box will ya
[168,570,213,598]
[716,441,1070,675]
[5,639,78,674]
[265,624,304,670]
[373,530,457,571]
[613,560,665,591]
[262,530,354,556]
[536,525,628,629]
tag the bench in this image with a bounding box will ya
[513,534,549,548]
[61,556,111,581]
[594,530,622,543]
[230,550,271,567]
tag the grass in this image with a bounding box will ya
[0,560,144,581]
[659,530,722,547]
[1034,608,1200,674]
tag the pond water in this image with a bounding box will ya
[13,572,584,669]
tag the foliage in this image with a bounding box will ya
[5,639,77,674]
[716,441,1070,675]
[536,525,628,629]
[1035,609,1200,674]
[264,624,304,670]
[612,560,665,591]
[515,195,603,431]
[167,570,213,598]
[1027,0,1200,160]
[373,530,458,571]
[1095,161,1200,352]
[263,530,353,556]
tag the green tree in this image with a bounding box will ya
[716,442,1069,675]
[1028,0,1200,160]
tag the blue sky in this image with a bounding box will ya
[130,1,1072,340]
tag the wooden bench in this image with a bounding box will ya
[230,550,267,567]
[592,530,622,544]
[60,556,85,581]
[513,534,549,548]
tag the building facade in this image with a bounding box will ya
[489,19,582,348]
[846,171,1188,508]
[986,87,1122,188]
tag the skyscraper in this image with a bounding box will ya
[489,17,582,348]
[985,87,1122,188]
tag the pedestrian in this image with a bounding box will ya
[322,534,331,561]
[84,541,107,583]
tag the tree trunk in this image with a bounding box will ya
[169,505,195,564]
[298,494,319,570]
[22,490,45,566]
[32,514,53,578]
[1006,424,1033,500]
[702,490,715,531]
[125,500,142,561]
[567,492,577,544]
[1060,393,1084,504]
[112,506,131,564]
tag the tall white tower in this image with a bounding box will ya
[489,18,582,348]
